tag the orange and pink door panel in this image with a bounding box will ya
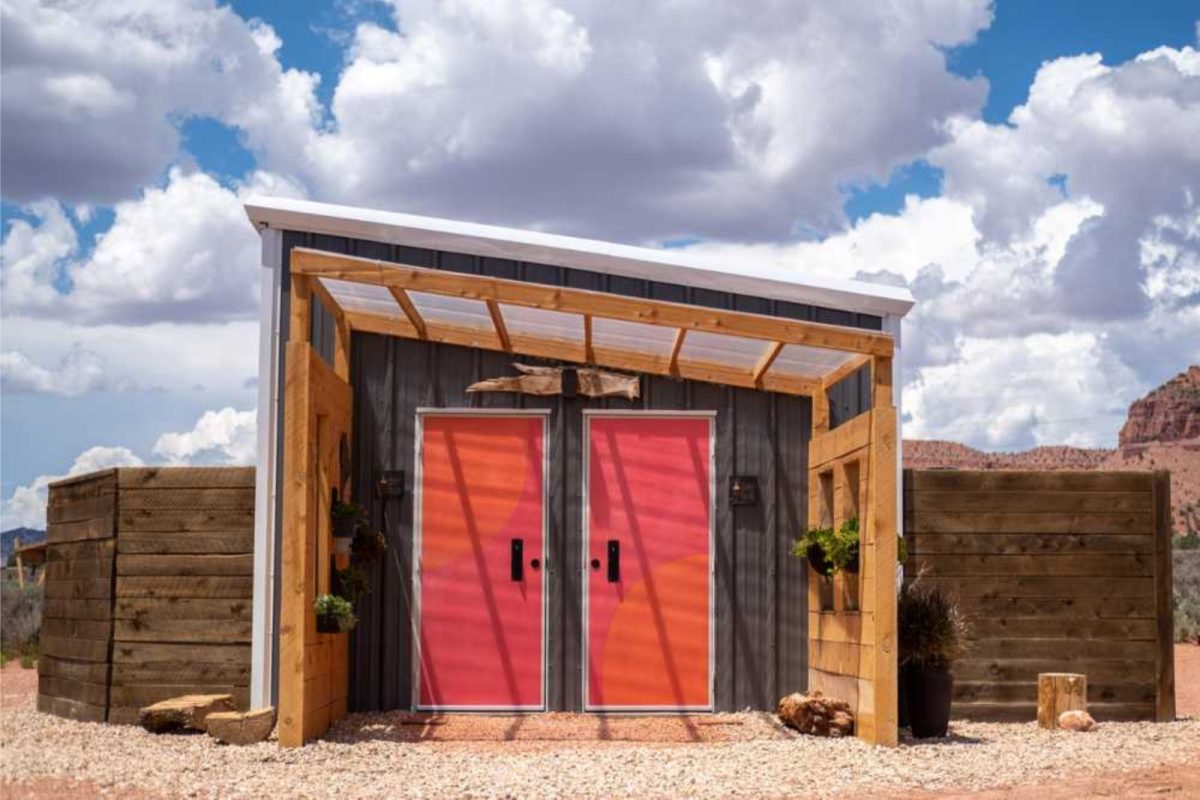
[414,411,547,711]
[584,412,714,711]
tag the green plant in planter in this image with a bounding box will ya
[790,517,860,575]
[351,527,388,562]
[332,499,366,539]
[334,565,370,602]
[314,594,357,633]
[898,578,970,738]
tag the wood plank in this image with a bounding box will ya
[908,511,1153,535]
[43,578,113,601]
[46,495,115,525]
[919,575,1153,599]
[906,532,1153,555]
[109,685,249,709]
[117,488,255,511]
[38,656,111,684]
[47,469,116,494]
[114,617,252,643]
[41,618,113,641]
[40,636,110,662]
[38,675,108,706]
[821,354,872,390]
[667,328,686,376]
[966,637,1156,660]
[955,658,1155,684]
[909,553,1153,578]
[951,593,1156,619]
[115,576,252,598]
[293,247,895,357]
[37,694,106,723]
[969,616,1157,640]
[910,471,1153,493]
[117,467,255,489]
[46,517,113,544]
[583,314,594,363]
[954,681,1156,704]
[112,642,249,665]
[751,340,783,385]
[45,556,114,582]
[953,701,1154,723]
[810,411,871,469]
[115,554,253,577]
[909,490,1152,514]
[47,473,116,506]
[45,539,116,561]
[42,598,112,621]
[1151,470,1175,722]
[485,299,512,353]
[116,531,253,555]
[115,597,252,621]
[118,508,254,533]
[868,398,898,747]
[111,662,250,685]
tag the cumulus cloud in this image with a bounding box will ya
[0,0,319,203]
[153,407,256,465]
[1,446,144,530]
[1,167,303,324]
[0,344,133,395]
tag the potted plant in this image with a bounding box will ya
[332,500,365,555]
[314,594,357,634]
[790,517,860,576]
[352,527,388,562]
[333,564,370,603]
[898,578,969,738]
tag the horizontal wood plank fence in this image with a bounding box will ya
[39,467,255,724]
[903,469,1175,722]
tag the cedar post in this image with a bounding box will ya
[1152,471,1176,721]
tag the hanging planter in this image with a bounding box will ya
[314,594,357,634]
[351,527,388,562]
[332,500,366,557]
[792,517,860,577]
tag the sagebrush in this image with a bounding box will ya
[1174,549,1200,643]
[0,582,43,659]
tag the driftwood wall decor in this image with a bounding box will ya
[467,364,640,400]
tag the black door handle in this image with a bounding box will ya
[607,539,620,583]
[511,538,524,581]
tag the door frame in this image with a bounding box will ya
[580,409,717,713]
[411,407,552,712]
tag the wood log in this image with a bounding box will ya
[777,691,855,737]
[205,707,276,745]
[467,363,639,399]
[1038,672,1087,729]
[139,694,235,733]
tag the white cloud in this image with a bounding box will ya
[1,167,304,325]
[2,446,144,530]
[0,0,319,203]
[0,345,132,396]
[153,407,256,465]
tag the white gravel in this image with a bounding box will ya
[3,704,1199,799]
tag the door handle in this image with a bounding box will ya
[511,538,524,582]
[607,539,620,583]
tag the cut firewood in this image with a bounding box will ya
[139,693,235,733]
[206,707,277,745]
[466,363,639,399]
[776,691,855,737]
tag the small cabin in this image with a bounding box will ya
[243,197,913,746]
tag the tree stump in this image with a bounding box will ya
[1037,673,1086,729]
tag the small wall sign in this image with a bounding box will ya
[730,475,760,506]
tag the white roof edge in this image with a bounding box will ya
[244,196,914,319]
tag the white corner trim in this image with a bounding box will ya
[251,227,283,709]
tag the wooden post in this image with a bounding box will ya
[869,355,898,747]
[14,537,24,589]
[1152,471,1176,721]
[1038,673,1087,729]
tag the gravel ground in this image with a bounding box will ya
[3,688,1198,800]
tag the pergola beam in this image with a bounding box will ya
[822,353,872,390]
[387,286,427,339]
[752,341,784,386]
[346,309,823,397]
[668,328,687,376]
[486,299,512,353]
[583,314,595,364]
[292,248,893,358]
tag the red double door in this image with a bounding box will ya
[415,411,712,712]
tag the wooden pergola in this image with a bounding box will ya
[279,246,898,747]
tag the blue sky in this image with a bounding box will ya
[2,1,1198,529]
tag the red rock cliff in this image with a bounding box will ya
[1118,366,1200,446]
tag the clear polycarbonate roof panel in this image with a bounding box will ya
[406,290,492,331]
[499,304,583,343]
[320,278,398,317]
[678,330,769,370]
[590,316,677,357]
[772,344,859,378]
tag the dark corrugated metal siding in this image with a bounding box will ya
[274,230,878,712]
[350,333,812,712]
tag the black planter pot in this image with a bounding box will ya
[806,544,833,575]
[909,665,953,738]
[316,613,341,634]
[332,515,357,538]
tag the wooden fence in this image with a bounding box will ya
[904,469,1175,722]
[39,467,255,724]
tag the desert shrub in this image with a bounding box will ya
[0,582,43,660]
[898,576,970,669]
[1175,550,1200,643]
